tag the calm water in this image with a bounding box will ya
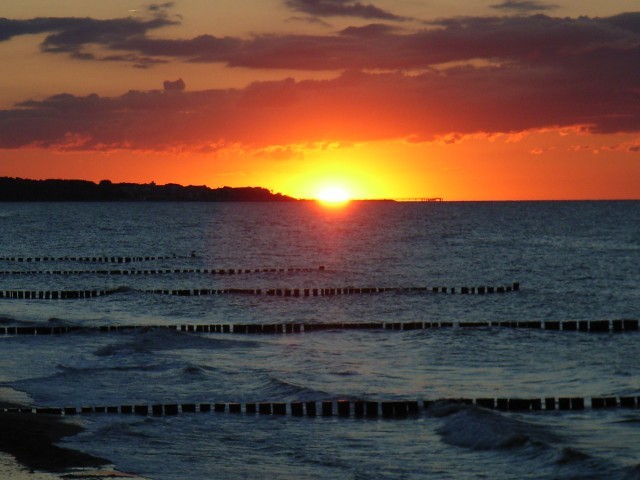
[0,201,639,479]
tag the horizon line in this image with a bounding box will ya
[1,176,639,202]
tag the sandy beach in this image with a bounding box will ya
[0,405,108,471]
[0,398,146,479]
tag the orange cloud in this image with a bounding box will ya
[1,59,637,153]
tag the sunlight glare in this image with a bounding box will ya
[316,185,351,205]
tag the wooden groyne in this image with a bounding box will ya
[3,396,638,419]
[1,318,637,336]
[0,282,520,300]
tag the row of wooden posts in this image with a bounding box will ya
[1,318,637,336]
[0,282,520,300]
[0,267,324,276]
[0,256,182,263]
[2,396,639,418]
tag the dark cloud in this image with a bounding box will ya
[284,0,405,20]
[70,51,96,60]
[1,53,638,152]
[491,1,558,13]
[145,2,182,21]
[0,17,87,42]
[6,12,637,76]
[286,15,333,27]
[163,78,186,91]
[102,54,168,68]
[40,17,176,53]
[0,12,638,149]
[0,16,177,65]
[147,2,175,12]
[339,23,398,37]
[69,12,640,76]
[111,34,241,63]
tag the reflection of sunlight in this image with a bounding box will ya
[316,186,351,206]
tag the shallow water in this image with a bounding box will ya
[0,201,639,479]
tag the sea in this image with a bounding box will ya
[0,200,639,480]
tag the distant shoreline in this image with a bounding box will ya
[0,177,297,202]
[2,178,637,202]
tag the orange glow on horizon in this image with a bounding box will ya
[271,145,393,201]
[2,131,639,201]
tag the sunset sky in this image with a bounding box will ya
[1,0,639,200]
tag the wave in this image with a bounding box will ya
[47,316,79,326]
[430,402,548,451]
[250,375,331,402]
[0,315,98,328]
[181,363,208,376]
[429,401,640,479]
[93,327,258,357]
[55,361,216,380]
[556,447,593,465]
[613,417,640,425]
[552,447,640,480]
[0,315,18,325]
[90,419,155,441]
[56,363,167,375]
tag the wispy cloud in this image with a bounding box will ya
[39,17,176,54]
[283,0,406,20]
[0,16,177,66]
[146,2,175,12]
[0,15,176,43]
[286,15,332,27]
[490,1,558,13]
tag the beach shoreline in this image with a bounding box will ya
[0,399,146,479]
[0,403,108,472]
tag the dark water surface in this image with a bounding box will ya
[0,201,639,479]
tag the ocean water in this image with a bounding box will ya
[0,200,639,479]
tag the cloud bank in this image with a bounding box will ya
[2,12,637,72]
[0,11,638,151]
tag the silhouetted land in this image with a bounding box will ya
[0,177,297,202]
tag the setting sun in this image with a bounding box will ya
[316,186,351,205]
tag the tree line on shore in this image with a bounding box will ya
[0,177,297,202]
